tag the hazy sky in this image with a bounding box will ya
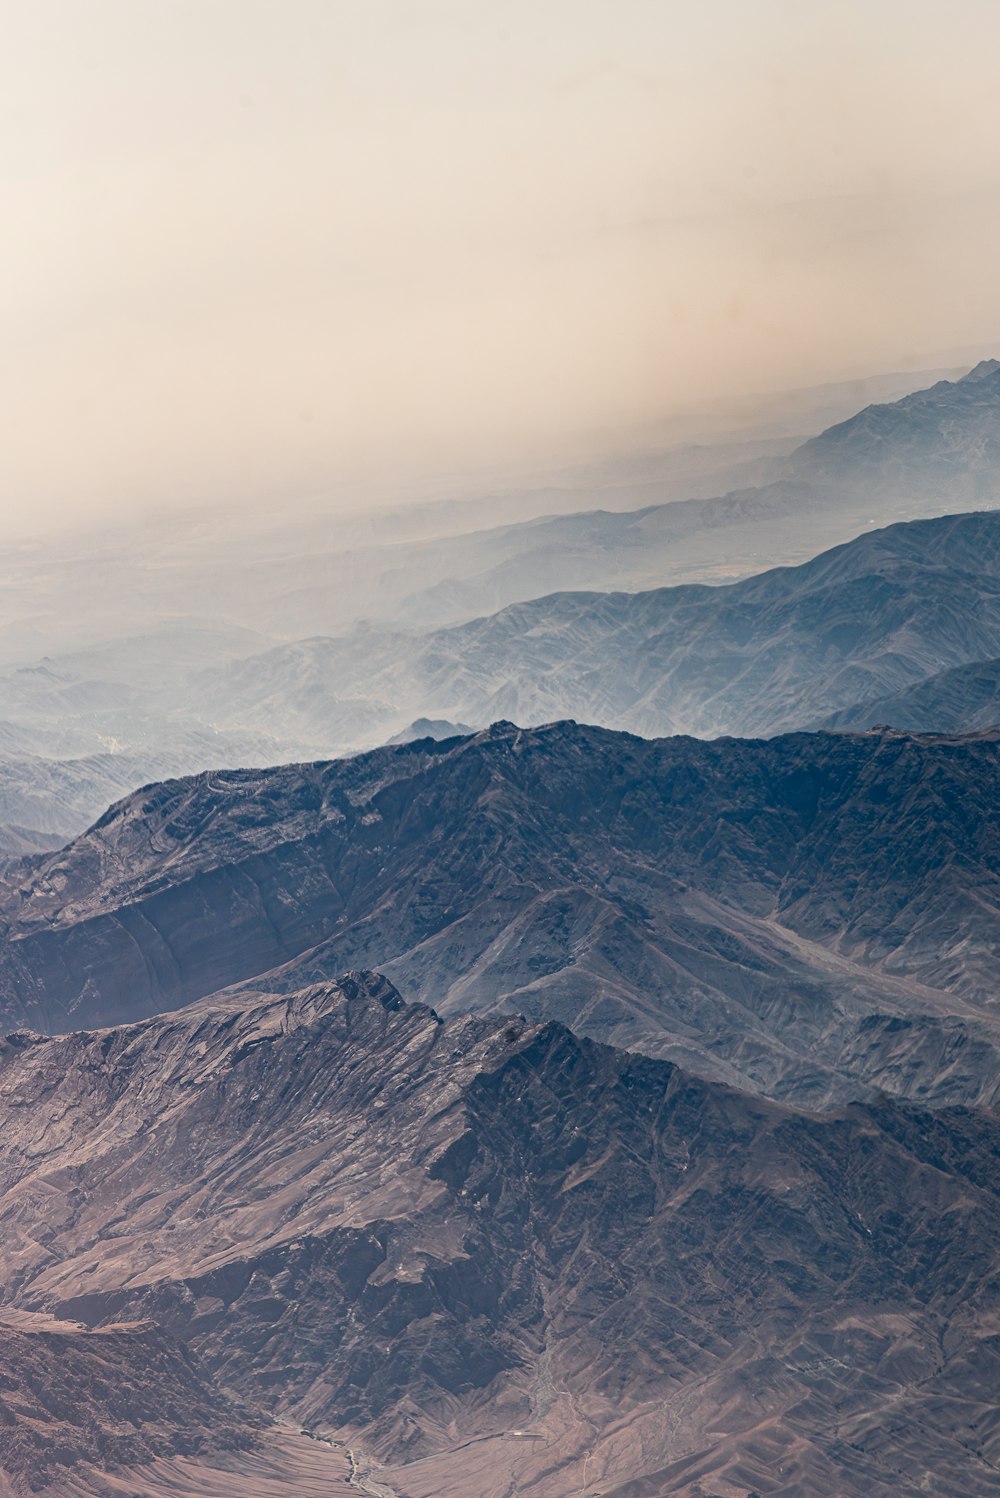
[3,0,1000,532]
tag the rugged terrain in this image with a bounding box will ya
[0,973,997,1497]
[0,1309,362,1496]
[1,720,999,1109]
[0,1311,260,1495]
[0,363,998,1494]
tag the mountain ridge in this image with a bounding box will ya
[182,508,1000,747]
[0,971,998,1497]
[2,719,999,1110]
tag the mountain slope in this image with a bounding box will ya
[1,974,998,1498]
[796,357,1000,490]
[0,659,322,841]
[0,1312,266,1496]
[0,1313,353,1497]
[187,508,1000,746]
[394,354,1000,627]
[389,507,1000,737]
[3,720,999,1108]
[814,655,1000,733]
[340,359,1000,629]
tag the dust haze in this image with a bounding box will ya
[3,0,1000,535]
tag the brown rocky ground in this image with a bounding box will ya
[0,975,996,1496]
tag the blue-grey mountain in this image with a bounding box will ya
[2,720,999,1110]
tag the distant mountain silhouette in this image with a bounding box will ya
[386,716,474,744]
[795,358,1000,494]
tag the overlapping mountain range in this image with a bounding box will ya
[2,718,999,1113]
[3,361,1000,845]
[208,506,1000,746]
[1,363,1000,1495]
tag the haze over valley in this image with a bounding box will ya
[4,360,1000,847]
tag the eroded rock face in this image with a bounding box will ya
[0,973,997,1497]
[1,721,999,1107]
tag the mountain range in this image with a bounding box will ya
[1,361,1000,1495]
[3,361,1000,846]
[1,971,997,1497]
[815,655,1000,733]
[212,506,1000,746]
[9,502,1000,854]
[2,719,999,1112]
[385,358,1000,627]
